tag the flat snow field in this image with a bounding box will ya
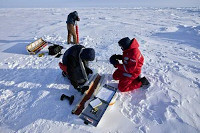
[0,8,200,133]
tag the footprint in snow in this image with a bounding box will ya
[120,89,147,124]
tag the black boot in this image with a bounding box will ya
[137,75,142,80]
[140,77,150,86]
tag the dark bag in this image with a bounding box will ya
[48,44,63,55]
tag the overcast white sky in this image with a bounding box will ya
[0,0,200,8]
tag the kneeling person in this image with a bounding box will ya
[61,45,95,92]
[109,37,150,92]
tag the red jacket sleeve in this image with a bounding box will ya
[115,59,137,74]
[115,49,143,79]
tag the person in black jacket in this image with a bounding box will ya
[66,11,80,44]
[62,45,95,92]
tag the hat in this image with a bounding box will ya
[80,48,95,61]
[118,37,131,50]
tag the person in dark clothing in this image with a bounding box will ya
[66,11,80,44]
[61,45,95,91]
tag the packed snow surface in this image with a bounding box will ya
[0,8,200,133]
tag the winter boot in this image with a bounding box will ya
[140,77,150,86]
[137,75,142,80]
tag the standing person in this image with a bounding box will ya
[109,37,150,92]
[66,11,80,44]
[60,45,95,93]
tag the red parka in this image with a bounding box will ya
[113,38,144,92]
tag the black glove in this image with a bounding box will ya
[85,67,93,75]
[116,54,123,60]
[80,86,89,94]
[109,54,119,67]
[110,54,122,61]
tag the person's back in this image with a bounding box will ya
[62,45,83,66]
[66,11,80,25]
[62,45,95,89]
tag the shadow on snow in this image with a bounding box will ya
[0,39,34,55]
[153,25,200,49]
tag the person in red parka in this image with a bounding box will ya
[109,37,150,92]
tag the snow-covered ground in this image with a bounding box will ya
[0,8,200,133]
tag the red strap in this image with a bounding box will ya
[59,62,67,73]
